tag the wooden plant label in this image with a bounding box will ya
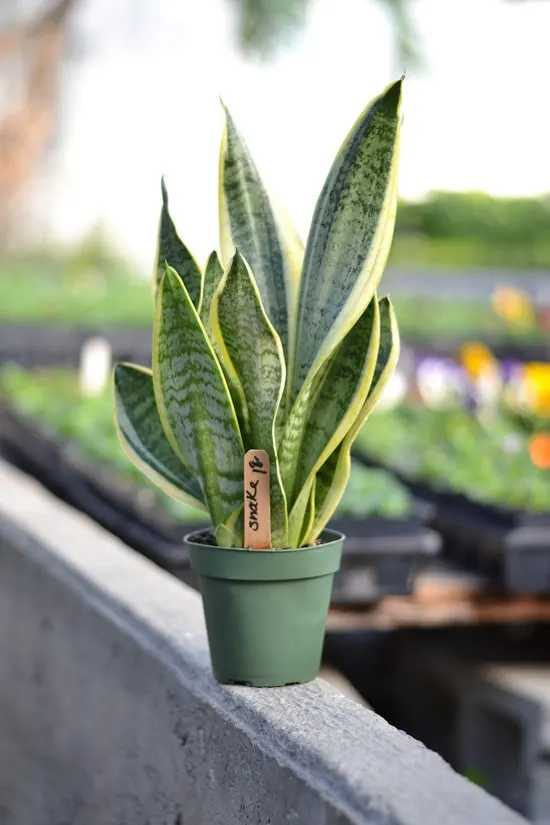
[244,450,271,549]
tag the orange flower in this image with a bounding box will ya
[529,433,550,469]
[522,363,550,417]
[459,342,498,380]
[492,287,534,325]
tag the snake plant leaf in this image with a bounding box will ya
[295,298,380,492]
[215,503,244,548]
[298,477,316,546]
[114,363,206,510]
[219,105,303,361]
[280,299,380,503]
[198,250,250,436]
[291,78,402,401]
[211,249,288,545]
[306,297,400,543]
[285,298,381,545]
[155,178,202,308]
[113,80,404,550]
[199,251,224,328]
[153,264,244,542]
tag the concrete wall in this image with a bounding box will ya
[0,460,527,825]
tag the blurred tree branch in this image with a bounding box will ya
[230,0,421,69]
[0,0,76,246]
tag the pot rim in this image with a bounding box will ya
[185,528,344,582]
[184,527,344,552]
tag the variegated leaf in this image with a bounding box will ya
[155,178,202,308]
[291,78,402,400]
[114,362,206,510]
[285,298,380,544]
[198,250,250,435]
[306,297,400,543]
[280,300,380,507]
[216,503,244,548]
[199,251,224,329]
[298,477,316,546]
[211,250,288,546]
[219,106,303,362]
[153,264,244,543]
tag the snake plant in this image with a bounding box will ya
[114,78,403,548]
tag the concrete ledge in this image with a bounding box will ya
[0,461,526,825]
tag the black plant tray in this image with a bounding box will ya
[0,323,151,368]
[352,449,550,593]
[329,514,439,604]
[0,401,439,605]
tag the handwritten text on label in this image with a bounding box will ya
[244,449,271,549]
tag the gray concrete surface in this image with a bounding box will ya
[385,640,544,817]
[0,461,527,825]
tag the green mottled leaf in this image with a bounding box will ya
[299,477,316,546]
[296,298,380,493]
[306,297,400,543]
[219,106,303,361]
[114,362,206,509]
[153,264,244,543]
[285,298,380,545]
[198,250,249,435]
[155,178,202,307]
[280,300,380,502]
[212,250,288,545]
[292,78,402,400]
[199,251,224,329]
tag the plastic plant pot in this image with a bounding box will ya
[186,528,344,687]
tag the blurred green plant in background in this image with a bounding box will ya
[356,404,550,512]
[393,192,550,268]
[230,0,420,67]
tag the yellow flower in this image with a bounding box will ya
[459,342,498,380]
[492,287,534,325]
[522,363,550,417]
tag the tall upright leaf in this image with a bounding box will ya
[153,264,244,543]
[198,249,249,434]
[306,297,400,543]
[291,78,402,400]
[155,178,202,307]
[293,298,380,493]
[219,106,303,361]
[199,251,224,329]
[285,299,381,545]
[114,363,206,509]
[211,250,288,545]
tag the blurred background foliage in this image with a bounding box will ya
[394,192,550,268]
[230,0,419,65]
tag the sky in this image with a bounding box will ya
[38,0,550,268]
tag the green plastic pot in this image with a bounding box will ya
[186,529,344,687]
